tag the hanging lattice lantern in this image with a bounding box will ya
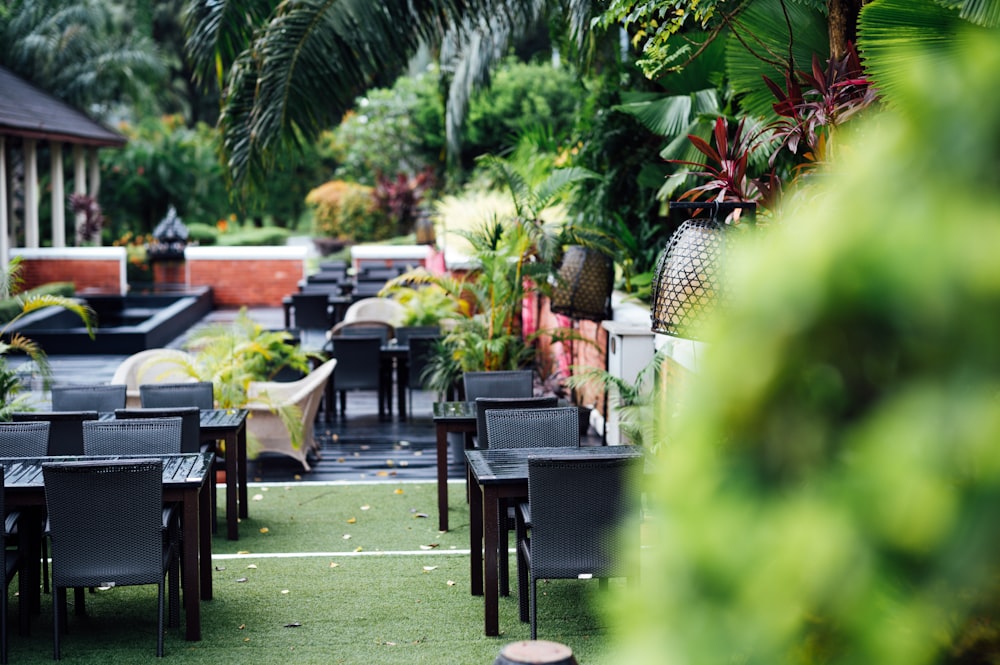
[550,245,614,322]
[650,218,729,339]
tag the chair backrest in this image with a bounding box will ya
[330,320,394,345]
[115,407,201,453]
[394,326,439,345]
[290,293,332,330]
[484,406,580,450]
[406,335,440,390]
[527,455,641,580]
[326,336,383,391]
[0,421,50,457]
[110,348,192,390]
[43,459,164,587]
[82,417,183,456]
[50,384,127,412]
[140,382,214,409]
[342,297,405,326]
[11,411,99,456]
[463,370,534,402]
[474,396,558,449]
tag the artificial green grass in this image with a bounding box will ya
[6,482,625,664]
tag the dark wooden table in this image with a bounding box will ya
[465,445,643,636]
[1,452,214,641]
[432,401,477,532]
[198,409,249,540]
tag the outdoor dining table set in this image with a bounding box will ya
[0,404,251,654]
[433,400,645,638]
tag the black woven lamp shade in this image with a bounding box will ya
[550,245,614,322]
[650,218,729,339]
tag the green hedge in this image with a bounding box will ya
[0,282,76,324]
[215,227,292,246]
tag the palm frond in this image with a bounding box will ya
[957,0,1000,27]
[182,0,274,89]
[15,295,96,338]
[724,0,830,119]
[859,0,984,106]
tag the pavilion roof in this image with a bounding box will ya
[0,66,126,148]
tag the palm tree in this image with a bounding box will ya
[181,0,605,193]
[0,257,95,418]
[0,0,167,121]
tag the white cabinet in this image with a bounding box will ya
[601,321,655,445]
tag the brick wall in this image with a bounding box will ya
[10,248,127,295]
[184,246,307,307]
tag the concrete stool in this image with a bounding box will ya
[494,640,578,664]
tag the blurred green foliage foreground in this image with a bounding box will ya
[613,30,1000,665]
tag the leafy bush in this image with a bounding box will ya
[215,227,292,246]
[0,282,75,323]
[306,180,393,243]
[614,33,1000,665]
[185,222,220,245]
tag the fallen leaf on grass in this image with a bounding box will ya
[412,513,428,519]
[361,505,370,511]
[237,550,250,555]
[329,562,339,568]
[253,494,264,501]
[239,624,246,630]
[247,564,257,569]
[394,488,404,495]
[422,566,438,572]
[281,590,290,595]
[215,566,226,572]
[354,546,363,552]
[447,580,456,586]
[236,577,248,583]
[346,517,357,524]
[342,534,351,539]
[284,622,301,628]
[419,544,439,550]
[259,527,269,534]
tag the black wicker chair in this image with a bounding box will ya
[0,422,50,457]
[114,408,200,453]
[325,335,388,419]
[139,382,214,410]
[11,412,98,456]
[0,466,22,664]
[474,397,559,451]
[81,417,183,456]
[50,384,126,412]
[43,459,179,658]
[483,406,577,596]
[462,370,533,402]
[516,455,641,638]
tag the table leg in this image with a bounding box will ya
[199,479,213,601]
[435,423,449,532]
[236,424,248,521]
[225,431,239,540]
[181,488,201,641]
[396,358,407,421]
[482,485,500,636]
[469,476,483,597]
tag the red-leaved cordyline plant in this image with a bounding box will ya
[669,116,776,219]
[762,42,878,171]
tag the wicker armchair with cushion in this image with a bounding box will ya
[245,358,337,471]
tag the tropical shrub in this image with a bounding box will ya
[306,181,392,243]
[613,32,1000,665]
[215,227,291,247]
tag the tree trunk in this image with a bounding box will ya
[828,0,866,61]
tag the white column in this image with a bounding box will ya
[24,139,39,249]
[0,136,8,277]
[73,144,86,245]
[51,142,65,247]
[88,147,100,199]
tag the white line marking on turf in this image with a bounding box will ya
[213,549,472,560]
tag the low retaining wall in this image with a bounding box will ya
[10,247,127,295]
[185,246,307,307]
